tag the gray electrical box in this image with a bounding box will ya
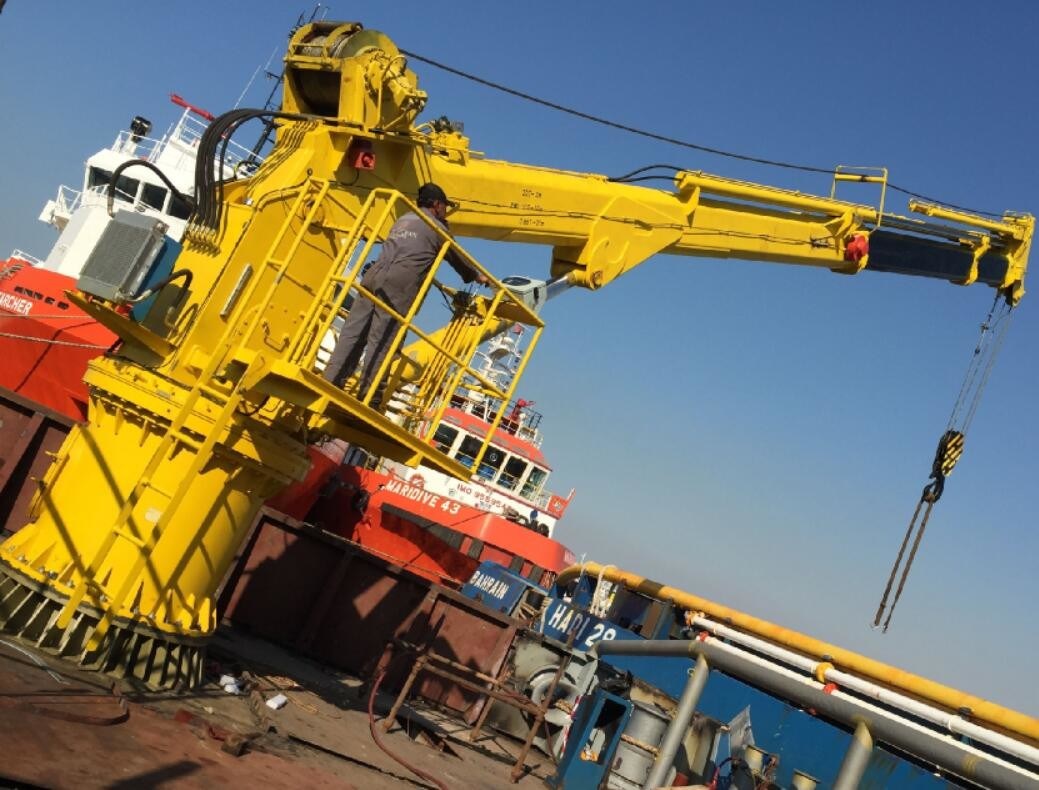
[77,210,169,303]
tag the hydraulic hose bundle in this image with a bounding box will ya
[190,107,313,232]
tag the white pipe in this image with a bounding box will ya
[696,636,1039,785]
[691,615,1039,767]
[692,616,816,671]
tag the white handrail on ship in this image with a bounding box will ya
[52,185,82,217]
[50,184,142,220]
[690,614,1039,766]
[9,250,43,266]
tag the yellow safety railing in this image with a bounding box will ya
[278,183,545,476]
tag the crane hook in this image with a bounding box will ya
[872,429,961,632]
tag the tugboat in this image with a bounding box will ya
[272,324,577,587]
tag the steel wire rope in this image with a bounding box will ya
[874,295,1015,632]
[401,50,1004,218]
[0,314,98,320]
[946,295,1013,435]
[963,313,1012,430]
[0,331,110,349]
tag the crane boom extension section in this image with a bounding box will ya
[0,20,1031,689]
[432,161,1030,301]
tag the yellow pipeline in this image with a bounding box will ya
[557,562,1039,746]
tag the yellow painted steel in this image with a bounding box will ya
[0,20,1032,668]
[0,175,540,645]
[557,562,1039,746]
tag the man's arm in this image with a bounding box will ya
[441,229,487,284]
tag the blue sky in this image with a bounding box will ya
[2,2,1037,716]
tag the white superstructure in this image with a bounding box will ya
[34,95,255,279]
[379,327,574,536]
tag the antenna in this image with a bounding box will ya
[244,5,329,163]
[233,47,278,110]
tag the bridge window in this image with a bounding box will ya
[88,168,139,201]
[455,434,509,479]
[454,434,483,468]
[497,456,528,491]
[476,446,505,481]
[141,183,168,211]
[520,466,548,500]
[87,167,112,189]
[169,193,193,220]
[432,424,459,454]
[114,175,140,201]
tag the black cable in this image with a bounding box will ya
[403,49,1006,218]
[126,268,193,305]
[198,109,274,228]
[402,49,836,175]
[195,109,261,229]
[610,174,683,185]
[609,164,684,182]
[106,160,195,218]
[886,183,1002,218]
[192,108,314,232]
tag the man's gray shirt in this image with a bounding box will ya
[362,208,479,309]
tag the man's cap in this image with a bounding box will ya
[417,182,452,207]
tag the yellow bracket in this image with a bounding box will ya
[64,291,175,358]
[814,661,835,684]
[961,236,990,287]
[831,166,889,226]
[910,201,1034,303]
[259,184,542,479]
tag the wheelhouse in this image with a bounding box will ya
[431,400,552,507]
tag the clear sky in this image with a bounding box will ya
[2,2,1036,716]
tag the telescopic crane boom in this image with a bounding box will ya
[0,20,1031,688]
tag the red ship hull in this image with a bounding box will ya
[0,259,115,421]
[269,444,575,587]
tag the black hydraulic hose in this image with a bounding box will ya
[609,163,684,182]
[191,108,314,232]
[126,269,193,309]
[193,108,259,230]
[106,160,195,218]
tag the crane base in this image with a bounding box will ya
[0,562,205,690]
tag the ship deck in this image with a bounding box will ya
[0,627,555,789]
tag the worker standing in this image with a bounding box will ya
[323,183,488,405]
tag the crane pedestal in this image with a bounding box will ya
[0,562,208,688]
[0,360,309,688]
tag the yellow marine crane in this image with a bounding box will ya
[0,21,1031,688]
